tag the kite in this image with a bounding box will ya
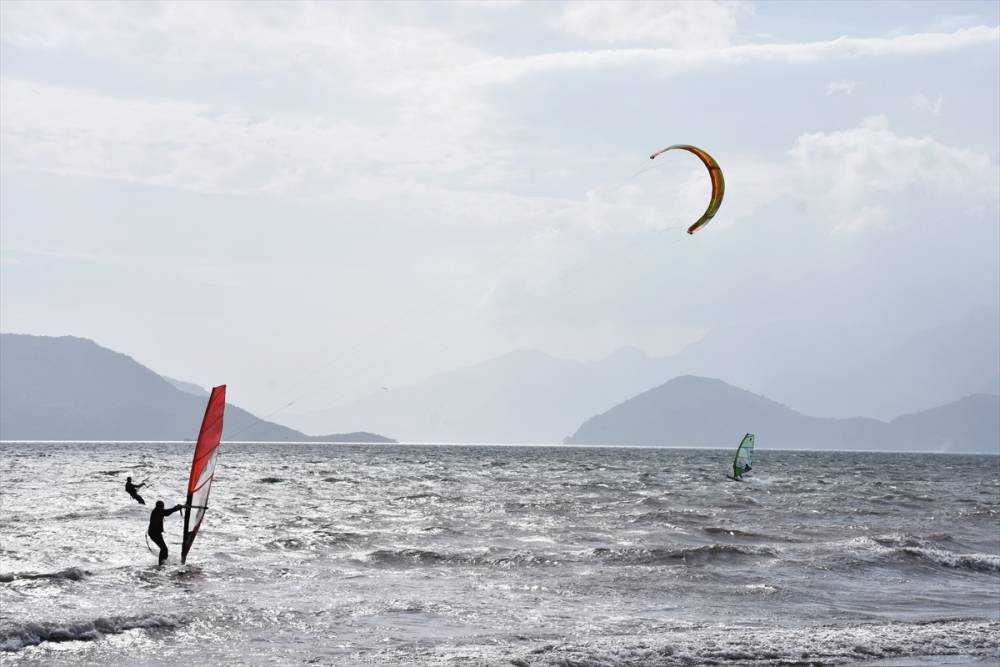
[649,144,725,235]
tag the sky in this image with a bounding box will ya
[1,1,998,416]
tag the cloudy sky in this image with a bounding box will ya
[1,1,997,416]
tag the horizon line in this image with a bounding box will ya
[0,440,994,455]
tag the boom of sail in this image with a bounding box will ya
[182,384,226,564]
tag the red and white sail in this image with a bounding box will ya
[182,384,226,564]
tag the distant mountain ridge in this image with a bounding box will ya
[285,347,672,443]
[654,309,999,420]
[3,333,995,452]
[565,375,999,454]
[287,310,998,442]
[0,334,394,443]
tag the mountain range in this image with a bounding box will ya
[0,334,394,443]
[286,347,668,443]
[285,310,998,443]
[1,332,996,453]
[565,375,998,454]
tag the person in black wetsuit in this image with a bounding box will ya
[148,500,184,566]
[124,477,146,505]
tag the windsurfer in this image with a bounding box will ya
[125,476,146,505]
[148,500,184,566]
[729,433,755,481]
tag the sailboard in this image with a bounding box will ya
[181,384,226,564]
[728,433,755,481]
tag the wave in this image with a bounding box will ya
[266,530,370,551]
[266,536,309,551]
[592,544,776,565]
[901,547,1000,572]
[313,530,368,545]
[507,619,1000,666]
[0,567,91,583]
[700,526,800,542]
[258,477,284,484]
[1,613,180,652]
[360,543,779,569]
[474,552,564,568]
[628,508,714,524]
[321,476,356,483]
[391,492,454,502]
[364,548,452,566]
[702,526,763,537]
[361,548,564,569]
[848,535,1000,572]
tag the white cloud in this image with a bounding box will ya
[3,6,995,210]
[832,204,891,235]
[573,115,999,241]
[912,92,944,116]
[4,3,996,90]
[788,115,997,233]
[826,79,861,96]
[5,73,994,247]
[434,26,999,90]
[0,78,500,205]
[553,1,745,48]
[791,115,996,198]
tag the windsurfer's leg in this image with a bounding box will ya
[149,532,168,565]
[131,492,146,505]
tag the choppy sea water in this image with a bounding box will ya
[1,442,998,666]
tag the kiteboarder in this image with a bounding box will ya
[124,476,146,505]
[148,500,184,566]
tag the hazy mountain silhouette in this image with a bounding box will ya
[287,309,996,444]
[0,334,394,443]
[286,347,672,443]
[564,375,999,454]
[660,309,999,420]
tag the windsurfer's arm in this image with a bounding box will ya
[165,504,184,516]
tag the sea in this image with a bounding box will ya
[1,442,998,666]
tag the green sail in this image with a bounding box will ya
[732,433,755,478]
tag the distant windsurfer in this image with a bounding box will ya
[148,500,184,566]
[125,476,146,505]
[729,433,755,481]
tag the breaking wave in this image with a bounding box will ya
[361,548,566,568]
[0,613,180,652]
[508,619,1000,666]
[591,544,777,564]
[847,535,1000,572]
[0,567,91,583]
[901,547,1000,572]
